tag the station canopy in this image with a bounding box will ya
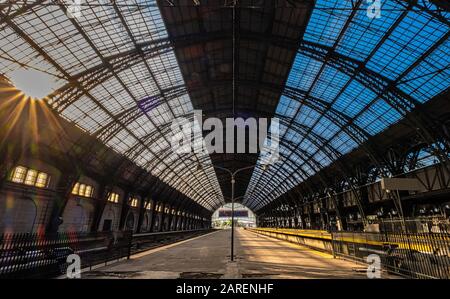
[0,0,448,212]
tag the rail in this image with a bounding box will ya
[0,229,213,279]
[131,229,213,254]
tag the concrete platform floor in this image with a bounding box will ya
[82,228,395,279]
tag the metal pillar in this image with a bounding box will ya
[231,175,235,261]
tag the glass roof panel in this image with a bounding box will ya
[0,1,224,210]
[367,8,448,80]
[331,79,377,118]
[310,66,351,102]
[336,0,404,60]
[275,96,301,118]
[117,0,168,43]
[303,0,353,47]
[74,2,134,57]
[398,41,450,103]
[244,0,449,211]
[12,5,102,74]
[286,54,324,90]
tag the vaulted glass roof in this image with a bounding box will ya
[244,0,450,211]
[0,0,223,210]
[1,0,448,213]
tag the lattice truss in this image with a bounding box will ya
[0,0,224,211]
[244,0,450,211]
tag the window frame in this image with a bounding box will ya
[71,182,95,198]
[9,165,50,189]
[108,192,120,203]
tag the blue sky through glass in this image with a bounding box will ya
[245,0,450,210]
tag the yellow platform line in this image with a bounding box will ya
[248,229,333,259]
[249,229,446,254]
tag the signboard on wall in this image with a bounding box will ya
[218,210,248,218]
[380,178,422,191]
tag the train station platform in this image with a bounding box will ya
[82,228,389,279]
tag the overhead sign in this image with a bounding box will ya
[380,178,422,191]
[218,210,248,218]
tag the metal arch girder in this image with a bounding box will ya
[47,38,174,113]
[46,31,433,124]
[298,41,416,113]
[245,116,344,205]
[2,0,446,116]
[128,92,384,211]
[50,5,219,211]
[427,0,450,12]
[45,34,445,161]
[170,175,219,198]
[276,95,449,214]
[48,4,223,210]
[130,157,179,192]
[249,139,360,217]
[246,147,325,210]
[116,133,218,210]
[247,180,295,211]
[129,114,272,170]
[245,117,353,192]
[167,182,215,210]
[0,0,47,25]
[162,172,220,204]
[244,127,321,196]
[395,0,450,26]
[116,107,257,201]
[132,166,203,208]
[42,34,447,171]
[299,38,450,161]
[91,100,222,206]
[109,1,202,170]
[244,87,388,205]
[96,85,187,144]
[244,116,372,215]
[113,83,386,211]
[281,87,387,167]
[45,28,271,114]
[148,151,221,200]
[121,108,196,163]
[152,182,210,215]
[156,154,241,197]
[246,115,338,191]
[246,166,314,210]
[0,10,211,210]
[106,113,215,210]
[143,79,386,166]
[284,118,346,160]
[115,78,378,161]
[6,2,442,211]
